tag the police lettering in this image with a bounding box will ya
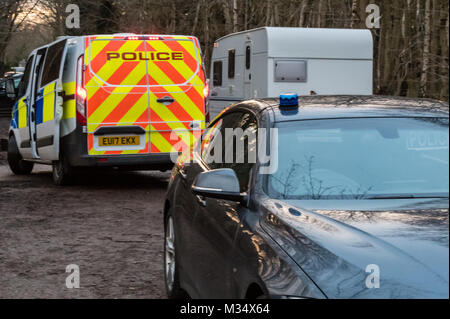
[106,51,183,61]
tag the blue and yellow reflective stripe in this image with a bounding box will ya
[43,83,56,122]
[36,91,44,124]
[18,97,27,128]
[11,80,74,130]
[11,101,19,129]
[36,82,57,124]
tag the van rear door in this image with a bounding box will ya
[84,36,149,156]
[146,36,205,154]
[84,35,205,156]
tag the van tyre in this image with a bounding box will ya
[7,135,34,175]
[52,153,73,185]
[164,211,188,299]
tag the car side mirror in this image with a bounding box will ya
[5,79,16,100]
[191,168,246,202]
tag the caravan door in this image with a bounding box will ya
[34,39,68,160]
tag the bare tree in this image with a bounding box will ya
[1,0,448,101]
[421,0,432,96]
[0,0,29,72]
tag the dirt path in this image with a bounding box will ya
[0,164,169,298]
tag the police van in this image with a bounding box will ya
[6,34,208,185]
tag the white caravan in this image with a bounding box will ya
[209,27,373,119]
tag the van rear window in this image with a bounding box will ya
[40,39,66,87]
[17,56,33,98]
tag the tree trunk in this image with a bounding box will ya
[298,0,308,26]
[244,0,248,30]
[420,0,431,97]
[350,0,358,28]
[429,0,440,98]
[232,0,238,32]
[317,0,325,28]
[202,0,211,69]
[377,1,393,94]
[191,0,201,35]
[222,0,232,33]
[440,0,449,100]
[265,0,272,26]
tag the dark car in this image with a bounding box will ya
[163,95,449,299]
[0,74,22,116]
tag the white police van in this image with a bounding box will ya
[6,34,207,185]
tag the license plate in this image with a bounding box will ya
[98,135,140,146]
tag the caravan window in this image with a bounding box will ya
[40,40,66,87]
[245,46,251,69]
[274,60,307,82]
[213,61,223,86]
[228,49,235,79]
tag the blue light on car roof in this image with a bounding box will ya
[280,93,299,107]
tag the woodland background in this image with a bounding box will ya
[1,0,449,101]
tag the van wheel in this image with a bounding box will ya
[7,135,34,175]
[164,212,188,299]
[52,153,73,185]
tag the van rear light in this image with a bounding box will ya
[203,80,209,98]
[201,63,210,123]
[76,86,87,124]
[76,55,87,126]
[147,36,162,41]
[126,35,163,41]
[77,86,87,100]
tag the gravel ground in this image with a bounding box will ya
[0,115,169,298]
[0,166,169,298]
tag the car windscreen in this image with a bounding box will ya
[266,117,449,200]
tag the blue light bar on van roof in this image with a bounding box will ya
[280,93,299,107]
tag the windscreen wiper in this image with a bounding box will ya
[366,194,449,200]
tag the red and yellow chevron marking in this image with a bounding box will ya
[146,38,205,153]
[84,35,205,156]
